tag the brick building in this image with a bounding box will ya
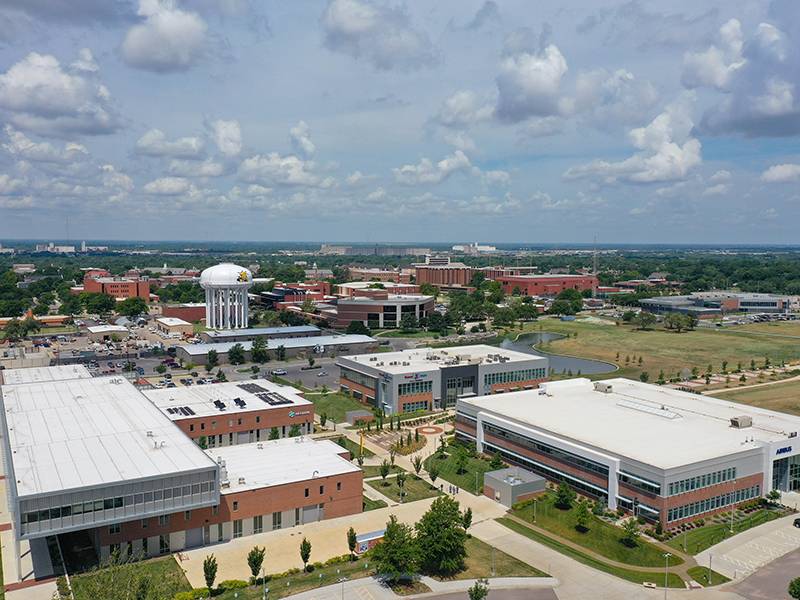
[494,274,598,296]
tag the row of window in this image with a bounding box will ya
[668,467,736,497]
[667,485,760,522]
[483,423,609,478]
[618,471,661,496]
[398,380,433,396]
[340,367,377,390]
[189,413,282,433]
[401,400,430,413]
[483,368,547,386]
[22,481,215,525]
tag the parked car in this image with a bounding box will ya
[317,370,328,377]
[270,369,287,376]
[793,518,800,528]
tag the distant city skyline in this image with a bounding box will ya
[0,1,799,244]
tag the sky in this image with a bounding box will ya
[0,0,799,244]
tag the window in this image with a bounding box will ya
[272,511,282,530]
[253,515,263,534]
[158,515,170,527]
[295,508,301,526]
[401,400,429,413]
[339,367,377,390]
[200,423,205,431]
[189,424,194,432]
[256,416,261,424]
[109,523,121,535]
[159,535,170,555]
[398,380,433,397]
[337,482,342,491]
[141,519,148,529]
[184,511,192,521]
[142,538,148,555]
[668,468,737,497]
[237,418,243,425]
[319,485,324,495]
[217,523,223,541]
[483,368,547,387]
[233,501,239,512]
[304,488,309,498]
[667,485,760,522]
[212,505,219,516]
[233,519,243,538]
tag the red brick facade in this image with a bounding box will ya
[496,275,598,297]
[173,405,315,444]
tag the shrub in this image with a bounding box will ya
[218,579,248,590]
[173,589,209,600]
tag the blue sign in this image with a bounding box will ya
[777,446,793,455]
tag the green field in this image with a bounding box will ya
[374,329,436,339]
[436,537,548,580]
[424,451,496,495]
[362,496,388,511]
[366,475,440,503]
[334,436,375,458]
[512,495,682,568]
[666,508,785,555]
[497,518,685,588]
[361,464,403,479]
[526,319,800,381]
[687,566,730,586]
[71,557,190,600]
[305,392,367,423]
[711,379,800,416]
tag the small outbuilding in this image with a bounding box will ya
[483,467,546,507]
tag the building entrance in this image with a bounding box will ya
[773,455,800,491]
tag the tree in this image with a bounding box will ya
[203,554,218,591]
[288,424,302,437]
[415,495,467,576]
[228,343,246,365]
[346,321,371,336]
[633,312,657,330]
[64,551,173,600]
[575,501,591,532]
[347,527,358,560]
[379,459,391,484]
[685,314,698,330]
[300,537,312,571]
[663,312,685,332]
[454,450,468,475]
[548,299,575,316]
[372,515,417,583]
[789,577,800,599]
[207,349,219,368]
[216,369,227,382]
[155,364,167,375]
[399,312,418,332]
[766,489,781,504]
[81,292,116,315]
[468,578,490,600]
[247,546,266,581]
[490,452,504,469]
[428,463,439,484]
[117,297,148,317]
[462,507,473,534]
[320,413,328,427]
[276,344,287,361]
[269,427,280,440]
[639,371,650,383]
[554,482,576,509]
[251,336,270,363]
[621,518,640,547]
[396,470,407,501]
[555,288,584,314]
[411,455,423,476]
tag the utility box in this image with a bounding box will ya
[484,467,546,507]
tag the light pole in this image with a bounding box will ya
[708,554,712,585]
[663,552,671,600]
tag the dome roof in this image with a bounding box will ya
[199,263,253,287]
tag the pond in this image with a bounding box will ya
[498,331,617,375]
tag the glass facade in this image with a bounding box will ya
[483,368,547,387]
[618,471,661,496]
[398,380,432,396]
[339,367,376,390]
[668,468,736,496]
[667,485,760,522]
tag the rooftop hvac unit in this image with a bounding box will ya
[790,432,798,438]
[238,477,246,484]
[146,430,154,437]
[594,382,613,393]
[730,415,753,429]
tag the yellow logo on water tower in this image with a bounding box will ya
[237,270,249,282]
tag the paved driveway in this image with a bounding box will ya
[730,546,800,600]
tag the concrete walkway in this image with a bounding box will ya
[695,513,800,579]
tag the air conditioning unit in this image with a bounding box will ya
[593,382,613,393]
[730,415,752,429]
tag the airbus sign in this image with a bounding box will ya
[776,446,793,456]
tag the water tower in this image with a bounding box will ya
[199,263,254,329]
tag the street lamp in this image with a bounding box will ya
[663,553,671,600]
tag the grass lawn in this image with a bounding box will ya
[362,496,388,511]
[666,508,785,555]
[71,557,190,600]
[334,436,375,458]
[374,329,436,339]
[512,495,682,568]
[524,319,800,382]
[215,556,373,599]
[424,451,496,495]
[305,392,367,423]
[366,475,440,503]
[712,379,800,416]
[687,566,731,586]
[739,321,800,337]
[435,537,548,580]
[361,464,403,479]
[497,518,685,588]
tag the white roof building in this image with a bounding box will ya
[0,364,91,386]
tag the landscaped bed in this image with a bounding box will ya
[71,556,191,600]
[304,391,366,423]
[434,537,548,580]
[366,474,440,503]
[423,448,496,495]
[687,566,730,587]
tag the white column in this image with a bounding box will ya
[243,290,249,327]
[205,290,212,328]
[224,289,231,329]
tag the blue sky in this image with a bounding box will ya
[0,0,799,244]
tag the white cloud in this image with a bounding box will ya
[393,150,471,185]
[574,68,659,127]
[435,90,493,128]
[289,121,316,158]
[481,169,511,186]
[682,19,745,90]
[367,187,386,201]
[135,128,205,158]
[3,126,88,163]
[564,94,702,184]
[168,158,225,177]
[211,119,242,157]
[0,174,26,195]
[345,170,372,186]
[122,0,208,73]
[709,170,731,183]
[535,190,606,211]
[321,0,436,71]
[0,51,118,137]
[143,176,192,195]
[518,116,564,139]
[70,48,100,73]
[238,153,333,187]
[702,183,728,196]
[495,30,570,122]
[761,163,800,183]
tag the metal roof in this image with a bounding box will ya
[180,334,376,356]
[203,325,320,339]
[1,365,92,386]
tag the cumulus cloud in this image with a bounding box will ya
[0,50,119,137]
[435,91,494,129]
[345,170,373,186]
[690,10,800,137]
[143,176,192,195]
[481,169,511,186]
[535,190,607,211]
[709,169,731,183]
[563,94,702,184]
[393,150,472,185]
[289,121,316,157]
[122,0,207,73]
[0,174,26,195]
[238,153,334,187]
[463,1,500,31]
[702,183,728,196]
[211,119,242,157]
[3,126,88,163]
[321,0,437,71]
[168,158,225,177]
[135,128,204,158]
[517,116,564,139]
[761,163,800,182]
[494,28,570,122]
[0,0,134,24]
[573,68,659,128]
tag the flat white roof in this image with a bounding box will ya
[156,317,191,327]
[87,325,128,334]
[341,344,546,375]
[180,334,375,356]
[339,281,417,289]
[461,378,800,469]
[143,380,311,419]
[1,365,92,386]
[1,374,216,497]
[210,437,360,494]
[203,325,320,339]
